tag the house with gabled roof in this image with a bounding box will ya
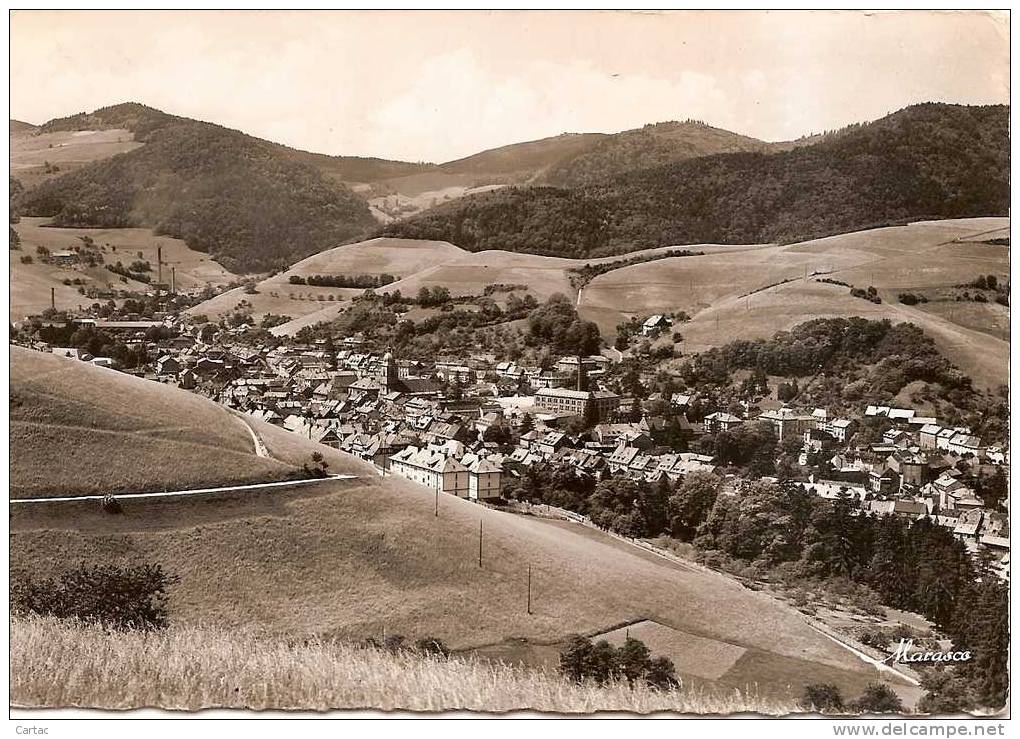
[703,411,742,434]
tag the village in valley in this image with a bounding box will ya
[8,12,1011,716]
[13,282,1009,584]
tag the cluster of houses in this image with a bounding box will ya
[20,314,1009,578]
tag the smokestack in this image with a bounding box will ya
[50,287,55,311]
[171,266,176,294]
[576,355,587,392]
[157,246,162,285]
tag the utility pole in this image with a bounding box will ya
[526,565,532,615]
[435,487,439,517]
[478,520,483,568]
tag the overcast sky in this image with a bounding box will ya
[10,10,1010,163]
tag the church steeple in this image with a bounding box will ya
[382,350,398,389]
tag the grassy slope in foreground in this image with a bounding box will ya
[9,347,310,498]
[10,453,918,705]
[10,616,796,713]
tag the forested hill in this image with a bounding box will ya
[15,104,378,271]
[379,104,1009,258]
[542,120,769,187]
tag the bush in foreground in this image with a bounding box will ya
[11,563,178,630]
[800,682,907,715]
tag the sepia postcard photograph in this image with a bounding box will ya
[5,7,1012,728]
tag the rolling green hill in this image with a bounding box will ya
[15,104,377,272]
[9,346,316,497]
[9,119,38,135]
[380,104,1009,258]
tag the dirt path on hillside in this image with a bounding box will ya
[232,410,271,458]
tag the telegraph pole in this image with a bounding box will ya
[478,520,483,568]
[435,487,439,517]
[526,566,534,615]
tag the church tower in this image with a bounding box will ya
[382,351,399,390]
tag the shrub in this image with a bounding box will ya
[850,683,905,714]
[100,494,123,514]
[859,628,889,650]
[413,637,450,658]
[11,563,179,630]
[801,683,845,713]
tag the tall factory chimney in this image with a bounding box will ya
[171,266,176,294]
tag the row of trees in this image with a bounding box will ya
[503,465,720,542]
[288,273,396,289]
[559,635,679,689]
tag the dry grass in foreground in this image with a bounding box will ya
[10,617,797,715]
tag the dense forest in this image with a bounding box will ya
[380,104,1008,257]
[16,113,376,272]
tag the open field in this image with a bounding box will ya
[600,620,747,681]
[914,300,1009,342]
[580,218,1009,388]
[190,237,751,335]
[10,217,237,322]
[10,128,142,188]
[9,347,316,498]
[10,616,801,714]
[188,237,467,321]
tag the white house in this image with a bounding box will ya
[389,446,469,496]
[467,457,502,500]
